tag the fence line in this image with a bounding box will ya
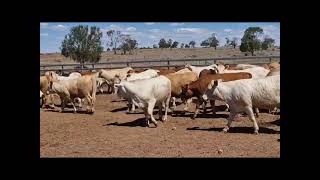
[40,55,280,75]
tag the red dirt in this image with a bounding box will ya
[40,94,280,157]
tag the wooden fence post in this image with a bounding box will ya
[167,60,170,69]
[269,57,272,63]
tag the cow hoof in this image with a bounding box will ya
[253,131,259,135]
[222,127,229,133]
[154,123,158,127]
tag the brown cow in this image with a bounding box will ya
[164,72,198,111]
[199,69,217,78]
[181,72,253,119]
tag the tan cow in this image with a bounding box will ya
[164,72,198,111]
[99,67,133,94]
[40,75,55,108]
[266,62,280,76]
[47,73,97,113]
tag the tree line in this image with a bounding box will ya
[60,25,276,65]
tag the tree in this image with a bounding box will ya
[230,37,238,49]
[185,44,190,48]
[180,43,184,48]
[200,40,209,47]
[209,33,219,49]
[119,35,138,55]
[189,41,196,48]
[225,38,230,47]
[158,38,167,48]
[153,44,158,48]
[106,30,121,54]
[171,41,179,48]
[60,25,103,66]
[240,27,263,56]
[261,37,275,50]
[201,33,219,49]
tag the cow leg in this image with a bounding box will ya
[130,100,135,113]
[144,109,150,127]
[171,97,176,110]
[48,94,55,108]
[71,101,77,113]
[225,103,230,112]
[183,98,193,112]
[158,103,163,121]
[192,99,202,119]
[244,106,259,134]
[60,98,65,112]
[85,95,93,113]
[202,101,207,114]
[209,100,216,115]
[223,111,237,133]
[163,96,170,122]
[147,99,157,127]
[254,107,259,118]
[41,95,47,108]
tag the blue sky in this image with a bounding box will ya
[40,22,280,53]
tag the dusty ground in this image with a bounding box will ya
[40,94,280,158]
[40,47,280,64]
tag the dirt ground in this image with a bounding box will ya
[40,93,280,158]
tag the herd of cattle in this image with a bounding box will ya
[40,61,280,134]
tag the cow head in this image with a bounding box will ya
[185,64,192,71]
[203,79,221,101]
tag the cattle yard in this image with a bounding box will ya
[40,94,280,157]
[40,48,280,158]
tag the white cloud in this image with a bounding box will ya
[170,23,185,26]
[224,29,232,33]
[126,27,136,31]
[149,29,161,33]
[261,25,277,31]
[109,24,123,31]
[144,23,156,25]
[49,24,68,31]
[40,33,48,36]
[175,28,209,34]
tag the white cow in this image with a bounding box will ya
[202,75,280,134]
[221,66,270,79]
[116,69,160,113]
[230,64,259,70]
[114,76,171,127]
[125,69,159,81]
[185,64,220,77]
[45,71,81,81]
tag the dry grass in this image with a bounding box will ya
[40,47,280,65]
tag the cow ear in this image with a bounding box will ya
[225,64,230,69]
